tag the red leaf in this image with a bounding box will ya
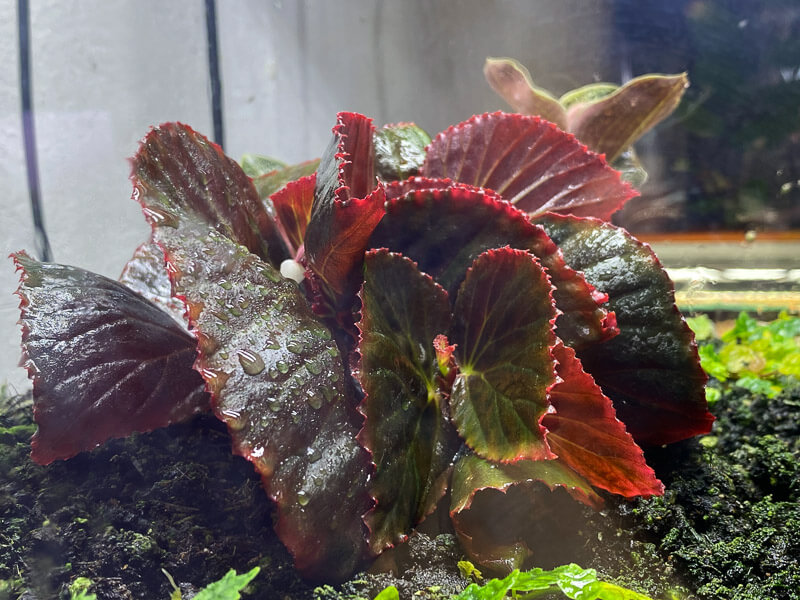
[422,112,637,220]
[131,122,287,267]
[305,113,385,299]
[271,173,316,258]
[13,252,209,465]
[544,342,663,498]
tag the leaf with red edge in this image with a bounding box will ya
[305,113,385,301]
[155,220,373,582]
[118,238,186,326]
[13,251,209,465]
[131,121,288,267]
[271,173,316,259]
[421,111,637,220]
[450,453,602,572]
[537,214,713,445]
[369,186,616,350]
[252,158,320,201]
[450,248,556,462]
[357,250,461,554]
[544,342,663,497]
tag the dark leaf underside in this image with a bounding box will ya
[537,214,713,445]
[422,111,636,220]
[544,343,663,497]
[14,252,209,465]
[450,248,556,462]
[357,250,460,553]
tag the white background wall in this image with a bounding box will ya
[1,0,618,391]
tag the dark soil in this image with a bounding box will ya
[1,381,798,600]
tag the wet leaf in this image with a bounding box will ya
[566,73,688,162]
[373,122,431,182]
[422,112,636,220]
[240,154,286,178]
[537,214,713,445]
[155,220,372,581]
[13,252,209,465]
[450,248,556,462]
[132,122,288,267]
[118,238,187,326]
[483,57,567,128]
[544,343,663,497]
[357,250,460,553]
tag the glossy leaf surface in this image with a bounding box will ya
[132,122,287,267]
[537,214,713,445]
[544,343,663,497]
[373,122,431,182]
[14,252,209,465]
[369,187,615,349]
[118,238,187,326]
[422,112,636,220]
[450,248,556,462]
[251,158,320,201]
[357,250,460,553]
[305,113,385,299]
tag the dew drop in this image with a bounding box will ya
[221,409,241,420]
[238,349,266,375]
[219,279,233,290]
[268,367,279,379]
[276,360,290,374]
[251,445,265,458]
[211,310,229,323]
[297,491,310,506]
[307,393,322,410]
[306,360,323,375]
[287,339,304,354]
[229,306,242,317]
[268,398,282,412]
[261,268,282,283]
[142,206,179,228]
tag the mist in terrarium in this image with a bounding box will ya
[1,1,798,599]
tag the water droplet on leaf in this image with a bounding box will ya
[238,349,265,375]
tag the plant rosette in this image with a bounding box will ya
[13,111,713,582]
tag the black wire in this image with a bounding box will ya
[18,0,52,262]
[205,0,224,149]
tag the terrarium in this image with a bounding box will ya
[2,3,799,600]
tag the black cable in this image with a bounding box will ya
[205,0,225,149]
[18,0,52,262]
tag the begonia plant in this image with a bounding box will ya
[13,110,713,581]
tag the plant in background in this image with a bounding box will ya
[484,57,688,187]
[688,312,800,400]
[14,110,712,581]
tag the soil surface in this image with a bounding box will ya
[1,381,798,600]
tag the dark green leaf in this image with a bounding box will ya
[357,250,460,553]
[537,214,713,445]
[240,154,286,178]
[373,122,431,182]
[13,252,209,465]
[450,248,556,462]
